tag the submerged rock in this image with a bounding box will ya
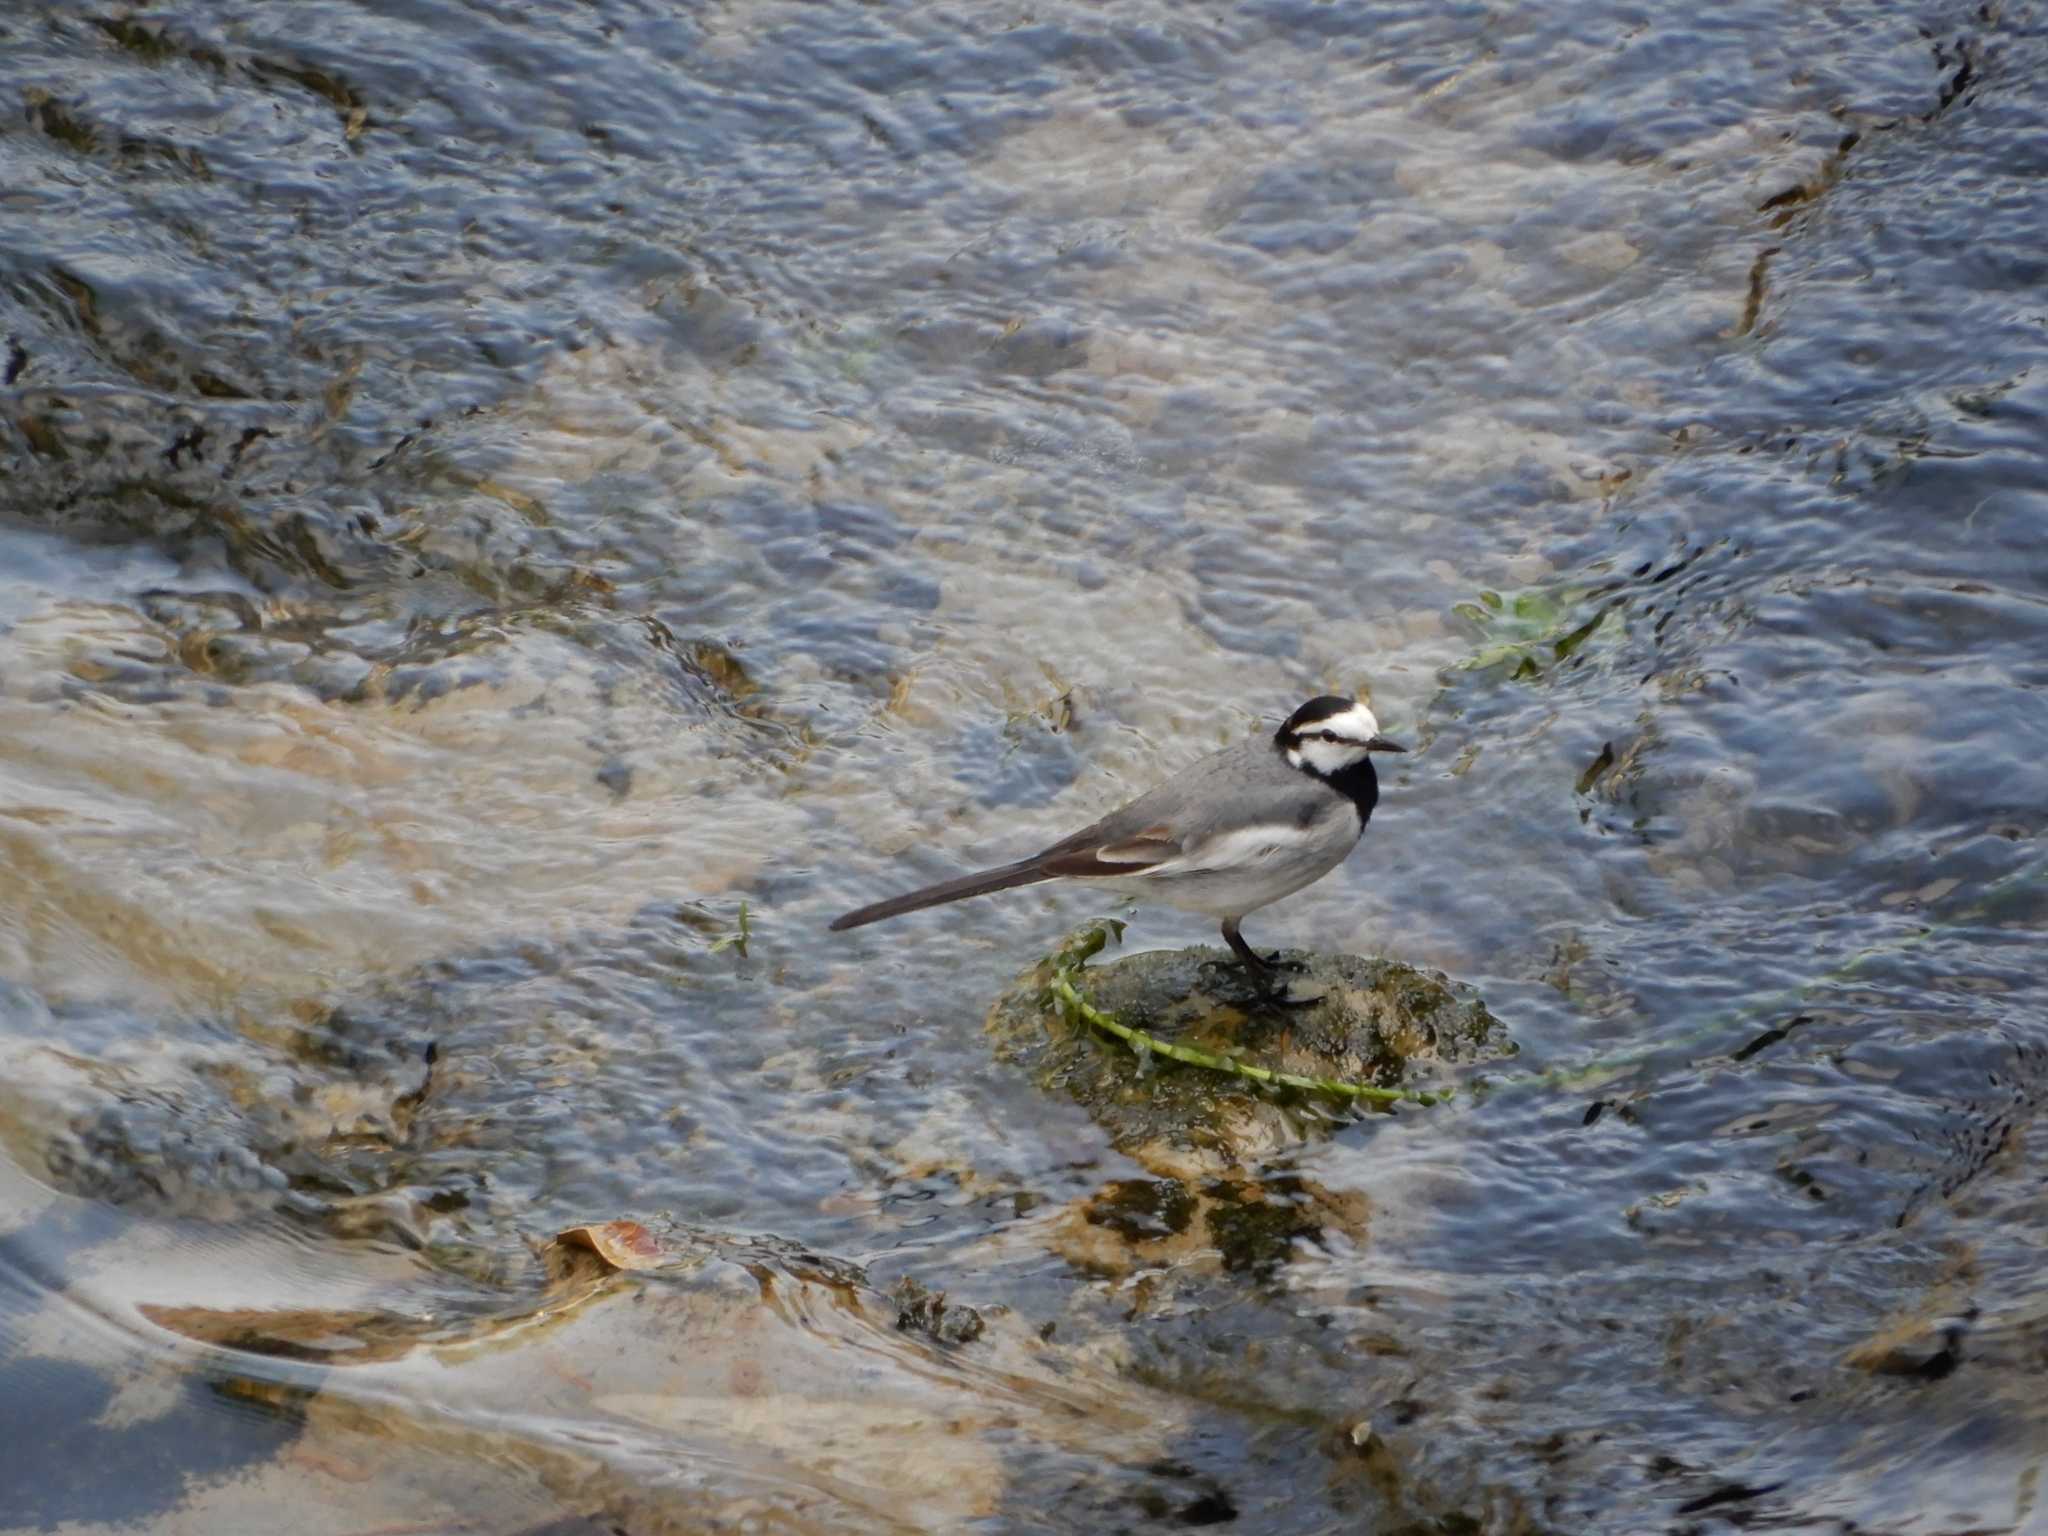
[986,924,1514,1280]
[987,924,1510,1151]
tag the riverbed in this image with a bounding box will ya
[4,2,2046,1530]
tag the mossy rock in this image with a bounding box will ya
[986,924,1513,1165]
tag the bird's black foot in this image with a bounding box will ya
[1219,920,1318,1004]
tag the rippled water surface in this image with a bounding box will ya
[4,1,2047,1530]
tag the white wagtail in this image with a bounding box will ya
[830,695,1405,974]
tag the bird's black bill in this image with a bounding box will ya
[1366,736,1406,753]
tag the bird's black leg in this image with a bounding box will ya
[1212,921,1310,991]
[1220,919,1314,1005]
[1220,918,1272,974]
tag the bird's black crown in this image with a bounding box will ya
[1275,694,1363,741]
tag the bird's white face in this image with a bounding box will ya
[1284,701,1384,776]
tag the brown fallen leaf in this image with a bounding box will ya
[552,1220,671,1272]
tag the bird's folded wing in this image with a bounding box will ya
[1164,818,1340,874]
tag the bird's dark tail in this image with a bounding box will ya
[828,858,1055,931]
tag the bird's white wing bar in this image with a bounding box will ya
[1088,835,1180,867]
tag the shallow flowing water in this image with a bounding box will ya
[3,1,2046,1530]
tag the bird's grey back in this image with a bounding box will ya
[1045,735,1323,855]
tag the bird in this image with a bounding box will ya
[829,695,1405,975]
